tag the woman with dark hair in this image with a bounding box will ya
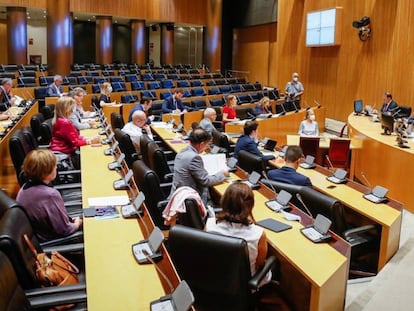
[205,182,270,282]
[16,149,82,242]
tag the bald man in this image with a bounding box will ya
[121,110,153,150]
[199,107,217,135]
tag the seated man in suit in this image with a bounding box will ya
[47,74,65,97]
[171,128,228,204]
[199,107,217,135]
[162,89,187,114]
[380,92,398,114]
[234,120,275,161]
[128,96,154,124]
[268,145,312,186]
[0,78,16,111]
[121,110,153,151]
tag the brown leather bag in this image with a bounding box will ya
[23,234,80,287]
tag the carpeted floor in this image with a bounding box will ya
[345,210,414,310]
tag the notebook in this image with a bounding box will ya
[326,168,348,184]
[363,185,389,204]
[299,155,316,169]
[265,190,292,212]
[257,218,292,233]
[300,214,332,243]
[150,281,194,311]
[132,227,164,264]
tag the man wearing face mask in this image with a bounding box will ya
[234,120,275,161]
[298,108,319,136]
[285,72,304,105]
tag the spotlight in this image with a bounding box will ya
[352,16,371,41]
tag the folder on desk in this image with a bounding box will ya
[257,218,292,233]
[363,185,389,204]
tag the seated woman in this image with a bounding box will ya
[222,94,240,124]
[98,82,117,108]
[50,96,100,166]
[253,96,272,116]
[298,108,319,136]
[205,182,271,284]
[16,149,82,242]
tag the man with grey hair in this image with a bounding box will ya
[47,74,65,97]
[199,107,217,135]
[0,78,15,111]
[285,72,304,104]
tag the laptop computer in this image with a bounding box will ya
[363,185,389,204]
[326,168,348,184]
[150,281,194,311]
[132,227,164,264]
[300,214,332,243]
[299,155,316,169]
[261,138,277,151]
[121,191,145,218]
[265,190,292,212]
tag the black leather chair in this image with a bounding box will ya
[236,107,254,120]
[0,189,22,218]
[30,113,45,145]
[110,112,125,130]
[114,128,139,168]
[237,150,266,175]
[0,207,84,290]
[299,136,320,160]
[132,160,171,229]
[175,199,206,230]
[212,129,235,157]
[39,104,55,120]
[395,105,412,118]
[0,251,87,310]
[39,118,53,145]
[146,141,174,183]
[139,134,153,167]
[9,129,34,186]
[168,225,277,311]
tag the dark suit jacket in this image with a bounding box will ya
[381,100,398,113]
[162,95,186,113]
[268,166,312,186]
[234,134,275,160]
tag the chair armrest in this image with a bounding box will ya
[343,224,377,239]
[57,169,81,176]
[248,256,277,291]
[26,283,86,297]
[157,200,169,209]
[42,242,84,255]
[40,231,84,248]
[160,182,172,192]
[163,173,174,182]
[28,289,86,309]
[54,183,82,191]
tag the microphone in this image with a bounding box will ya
[325,155,334,171]
[141,249,174,293]
[314,100,321,108]
[360,171,372,189]
[262,170,277,200]
[296,193,314,219]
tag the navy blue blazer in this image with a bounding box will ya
[267,166,312,187]
[162,96,186,113]
[234,134,275,160]
[380,100,398,113]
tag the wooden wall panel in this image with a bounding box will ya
[232,24,271,85]
[0,20,7,64]
[234,0,414,123]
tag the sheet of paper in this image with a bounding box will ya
[88,195,129,206]
[201,153,227,175]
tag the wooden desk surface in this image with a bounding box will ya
[270,155,402,272]
[81,130,169,310]
[348,113,414,212]
[214,175,349,311]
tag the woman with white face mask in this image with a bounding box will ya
[98,82,118,108]
[298,108,319,136]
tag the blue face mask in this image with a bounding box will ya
[107,86,113,93]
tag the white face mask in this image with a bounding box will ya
[309,114,315,121]
[293,77,298,82]
[107,86,113,93]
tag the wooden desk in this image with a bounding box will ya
[269,157,402,272]
[225,106,326,145]
[81,129,179,310]
[348,113,414,212]
[161,110,204,132]
[0,102,38,193]
[151,126,189,152]
[213,173,349,311]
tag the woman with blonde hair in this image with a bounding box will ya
[298,108,319,136]
[99,82,117,108]
[253,96,272,116]
[50,96,100,156]
[16,149,83,242]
